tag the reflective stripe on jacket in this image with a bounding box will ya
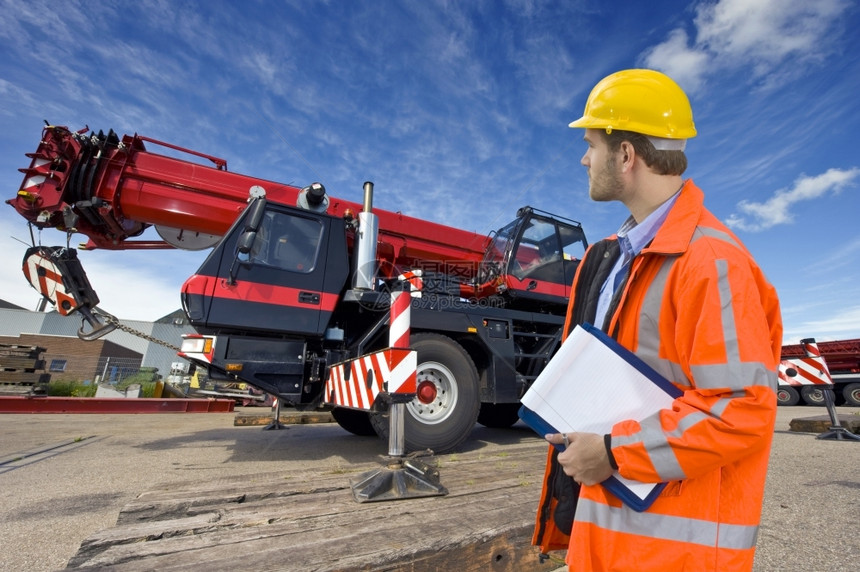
[533,180,782,571]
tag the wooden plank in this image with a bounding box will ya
[73,483,542,570]
[789,414,860,434]
[233,410,335,426]
[66,443,551,571]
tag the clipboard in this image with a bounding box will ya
[519,322,683,512]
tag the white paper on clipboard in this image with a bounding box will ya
[519,323,682,508]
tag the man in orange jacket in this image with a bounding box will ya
[532,69,782,571]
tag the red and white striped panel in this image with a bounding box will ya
[22,250,78,315]
[324,348,417,409]
[778,357,832,386]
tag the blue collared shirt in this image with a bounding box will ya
[593,190,681,328]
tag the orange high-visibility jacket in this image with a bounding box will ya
[533,180,782,571]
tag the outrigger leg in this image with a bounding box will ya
[350,283,447,502]
[263,396,287,431]
[817,387,860,441]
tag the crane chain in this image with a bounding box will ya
[96,309,181,352]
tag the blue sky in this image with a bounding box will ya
[1,0,858,344]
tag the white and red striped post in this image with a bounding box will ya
[389,287,412,349]
[387,282,413,457]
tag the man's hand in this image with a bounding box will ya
[546,432,615,486]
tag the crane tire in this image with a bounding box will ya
[371,333,480,454]
[800,385,827,406]
[776,385,800,406]
[331,407,377,436]
[477,403,522,428]
[842,383,860,407]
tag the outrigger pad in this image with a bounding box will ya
[817,427,860,441]
[816,388,860,441]
[350,457,448,503]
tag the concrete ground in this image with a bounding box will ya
[0,405,857,572]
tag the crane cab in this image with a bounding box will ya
[182,197,349,337]
[466,206,587,310]
[180,197,350,402]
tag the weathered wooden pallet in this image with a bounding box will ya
[0,384,37,396]
[0,371,51,395]
[0,372,50,383]
[0,344,48,393]
[66,441,553,571]
[0,356,45,370]
[0,344,44,358]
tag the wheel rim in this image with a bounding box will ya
[407,360,459,425]
[806,388,825,404]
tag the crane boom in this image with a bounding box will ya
[8,125,488,275]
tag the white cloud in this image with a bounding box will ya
[641,29,710,93]
[242,50,290,96]
[725,168,860,232]
[0,231,43,312]
[695,0,844,66]
[641,0,850,94]
[782,304,860,344]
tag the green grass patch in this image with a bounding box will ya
[46,379,158,397]
[46,381,95,397]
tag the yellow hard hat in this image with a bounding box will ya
[569,69,697,140]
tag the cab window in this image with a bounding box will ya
[249,211,322,273]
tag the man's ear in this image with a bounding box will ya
[620,141,635,171]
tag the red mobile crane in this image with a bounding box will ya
[778,338,860,406]
[8,124,588,453]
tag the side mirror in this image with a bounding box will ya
[229,198,267,284]
[237,230,256,255]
